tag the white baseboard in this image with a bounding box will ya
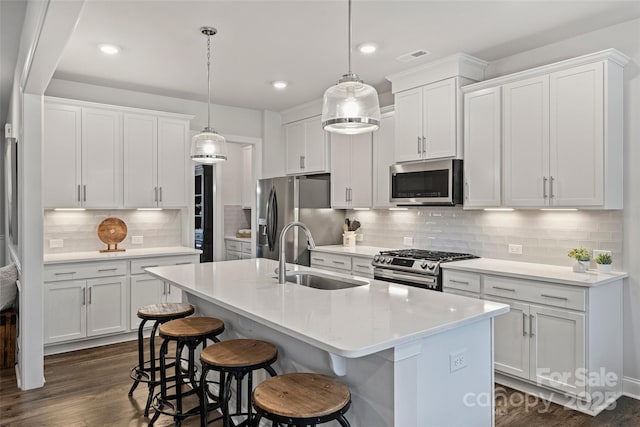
[623,376,640,400]
[44,331,139,356]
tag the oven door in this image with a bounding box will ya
[374,268,441,291]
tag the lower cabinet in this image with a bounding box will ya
[310,251,375,279]
[225,239,253,260]
[44,275,127,344]
[129,274,182,329]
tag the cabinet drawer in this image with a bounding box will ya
[443,270,481,293]
[241,242,252,255]
[226,240,242,252]
[484,275,585,311]
[310,252,352,271]
[130,255,198,275]
[44,260,128,282]
[352,257,374,276]
[445,288,481,299]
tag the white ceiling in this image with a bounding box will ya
[54,0,640,112]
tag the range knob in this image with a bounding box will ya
[373,255,380,263]
[385,256,393,264]
[420,261,429,269]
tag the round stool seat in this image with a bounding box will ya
[253,373,351,420]
[137,302,194,320]
[201,339,277,369]
[159,316,224,338]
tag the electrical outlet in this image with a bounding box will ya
[449,349,468,373]
[592,249,611,259]
[508,244,523,255]
[49,239,64,248]
[132,235,144,244]
[403,237,413,246]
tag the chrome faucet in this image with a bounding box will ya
[278,221,316,284]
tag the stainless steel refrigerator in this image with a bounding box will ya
[256,175,345,266]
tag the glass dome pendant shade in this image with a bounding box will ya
[191,27,227,163]
[321,0,380,135]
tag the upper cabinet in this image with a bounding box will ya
[44,102,122,208]
[373,110,395,208]
[387,54,488,163]
[284,115,329,175]
[44,97,193,209]
[330,133,372,209]
[463,49,628,209]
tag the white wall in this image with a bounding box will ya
[261,109,285,179]
[45,78,263,138]
[220,142,245,206]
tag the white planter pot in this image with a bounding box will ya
[596,264,612,274]
[572,260,590,273]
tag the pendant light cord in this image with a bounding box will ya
[206,33,211,130]
[348,0,352,75]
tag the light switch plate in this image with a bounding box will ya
[508,244,523,255]
[49,239,64,248]
[132,235,144,244]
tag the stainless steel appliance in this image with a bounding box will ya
[257,175,344,266]
[390,159,463,206]
[372,249,478,291]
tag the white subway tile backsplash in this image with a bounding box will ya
[224,205,251,236]
[348,207,624,269]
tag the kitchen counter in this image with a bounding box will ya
[224,235,251,243]
[311,244,392,257]
[442,258,627,287]
[146,258,508,426]
[43,246,202,264]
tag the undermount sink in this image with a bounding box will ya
[285,272,368,290]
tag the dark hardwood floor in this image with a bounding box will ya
[0,340,638,426]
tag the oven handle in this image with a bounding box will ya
[374,268,437,285]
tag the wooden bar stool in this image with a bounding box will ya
[128,302,195,417]
[149,316,225,427]
[252,373,352,427]
[199,339,278,427]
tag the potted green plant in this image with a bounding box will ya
[595,252,613,274]
[568,247,590,273]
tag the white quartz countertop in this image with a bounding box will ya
[311,245,392,257]
[224,236,251,243]
[44,246,202,264]
[146,258,508,358]
[442,258,627,287]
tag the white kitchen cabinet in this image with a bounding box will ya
[487,297,531,380]
[394,78,457,162]
[123,114,190,208]
[129,255,198,329]
[310,251,375,279]
[225,238,253,261]
[44,261,128,344]
[372,110,395,208]
[285,116,329,175]
[242,145,254,209]
[330,133,372,208]
[463,87,501,208]
[43,103,123,208]
[464,49,627,209]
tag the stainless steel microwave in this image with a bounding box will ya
[390,159,463,206]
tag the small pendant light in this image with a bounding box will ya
[321,0,380,135]
[191,27,227,163]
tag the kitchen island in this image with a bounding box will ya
[147,259,509,427]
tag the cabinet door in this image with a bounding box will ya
[164,283,182,304]
[503,76,550,207]
[422,78,457,159]
[130,274,164,329]
[82,108,123,208]
[550,62,604,206]
[394,87,423,162]
[463,88,502,207]
[123,113,158,208]
[330,134,351,208]
[242,145,253,209]
[157,118,189,207]
[529,305,586,396]
[43,103,82,208]
[487,297,530,380]
[44,280,86,344]
[86,276,127,337]
[285,121,305,174]
[304,118,328,173]
[226,251,243,261]
[349,133,373,208]
[373,112,395,208]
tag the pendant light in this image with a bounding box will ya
[191,27,227,163]
[321,0,380,135]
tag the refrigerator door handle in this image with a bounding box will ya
[266,187,274,250]
[270,189,278,251]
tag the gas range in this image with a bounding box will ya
[372,249,478,291]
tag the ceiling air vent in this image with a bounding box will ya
[396,49,431,63]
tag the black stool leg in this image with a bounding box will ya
[144,320,161,417]
[129,318,148,396]
[337,415,351,427]
[200,365,210,427]
[175,341,186,424]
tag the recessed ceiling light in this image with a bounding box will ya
[272,81,288,90]
[358,43,377,54]
[99,44,120,55]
